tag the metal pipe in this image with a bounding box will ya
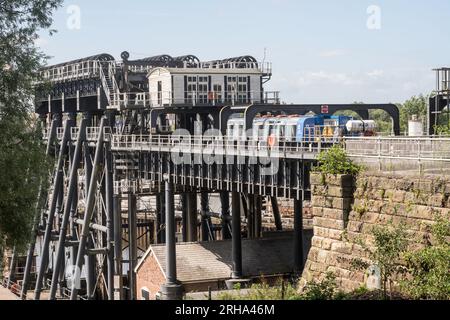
[128,193,137,300]
[200,192,209,241]
[165,180,177,284]
[270,196,283,231]
[72,218,108,233]
[155,194,161,244]
[70,117,105,300]
[49,118,87,300]
[220,192,231,240]
[187,192,198,242]
[105,142,115,300]
[231,192,242,279]
[34,119,71,300]
[254,196,262,238]
[159,192,166,243]
[294,198,304,273]
[21,118,57,299]
[83,114,95,299]
[7,247,17,288]
[113,195,123,300]
[181,194,188,242]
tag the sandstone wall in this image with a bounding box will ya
[302,173,450,291]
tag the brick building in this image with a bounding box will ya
[135,236,305,300]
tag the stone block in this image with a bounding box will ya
[310,173,325,186]
[313,226,343,240]
[317,249,329,263]
[417,179,433,193]
[332,197,353,210]
[407,205,434,220]
[331,242,354,255]
[347,221,363,233]
[322,208,345,220]
[428,194,445,208]
[327,186,354,198]
[395,179,414,191]
[311,236,323,248]
[313,217,345,230]
[393,190,406,203]
[312,207,324,217]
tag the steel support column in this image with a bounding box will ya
[49,117,87,299]
[231,192,242,279]
[186,192,198,242]
[34,120,71,300]
[160,180,183,300]
[270,196,283,231]
[113,195,123,300]
[70,118,105,300]
[127,193,137,300]
[200,192,209,241]
[220,192,231,240]
[181,194,188,242]
[105,139,115,300]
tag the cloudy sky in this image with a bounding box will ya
[38,0,450,104]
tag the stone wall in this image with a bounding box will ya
[301,173,449,292]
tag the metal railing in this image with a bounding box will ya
[345,136,450,162]
[110,134,337,159]
[108,90,280,108]
[38,60,114,83]
[44,127,113,141]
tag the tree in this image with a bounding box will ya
[399,94,428,134]
[402,215,450,300]
[0,0,62,253]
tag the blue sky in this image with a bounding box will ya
[37,0,450,104]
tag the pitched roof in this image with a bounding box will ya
[136,237,295,283]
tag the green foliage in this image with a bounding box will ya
[217,279,301,300]
[0,0,62,252]
[315,145,362,175]
[402,216,450,300]
[433,124,450,136]
[297,272,338,300]
[399,95,428,134]
[369,109,393,134]
[351,222,409,299]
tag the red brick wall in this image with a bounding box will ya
[136,252,165,300]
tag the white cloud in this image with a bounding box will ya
[319,49,347,58]
[367,69,384,78]
[270,67,435,104]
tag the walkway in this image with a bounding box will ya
[0,286,19,300]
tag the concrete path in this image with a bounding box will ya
[0,286,19,300]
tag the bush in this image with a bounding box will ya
[314,145,361,175]
[296,272,338,300]
[217,279,301,300]
[402,216,450,300]
[351,222,409,299]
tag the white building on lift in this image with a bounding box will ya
[147,56,275,107]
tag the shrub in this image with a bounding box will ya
[217,279,300,300]
[402,216,450,300]
[296,272,338,300]
[351,222,409,299]
[314,145,361,175]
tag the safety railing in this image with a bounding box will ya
[44,127,114,141]
[109,90,280,108]
[38,60,115,83]
[110,134,337,159]
[344,136,450,162]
